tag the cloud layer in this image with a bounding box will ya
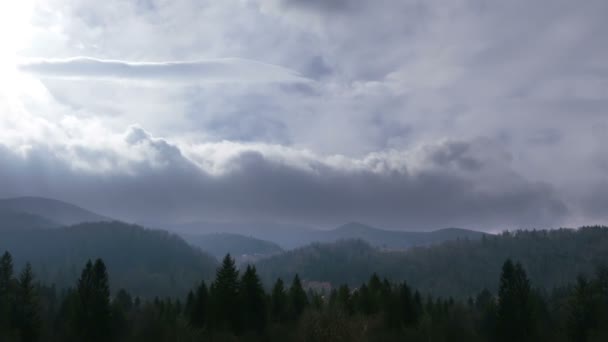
[18,57,309,83]
[0,124,567,230]
[1,0,607,230]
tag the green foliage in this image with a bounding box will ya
[187,281,208,330]
[496,259,535,341]
[0,222,218,297]
[288,274,309,320]
[209,254,240,332]
[2,229,608,341]
[75,259,112,342]
[239,265,267,333]
[270,278,288,323]
[14,263,40,342]
[0,251,16,339]
[257,227,608,297]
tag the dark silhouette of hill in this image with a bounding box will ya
[256,226,608,298]
[183,232,283,258]
[0,196,110,226]
[0,221,217,297]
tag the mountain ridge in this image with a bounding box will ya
[0,196,111,226]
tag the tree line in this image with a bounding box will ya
[1,250,607,341]
[256,226,608,297]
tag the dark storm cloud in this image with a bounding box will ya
[0,128,568,230]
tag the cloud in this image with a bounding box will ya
[270,0,358,12]
[3,0,608,230]
[18,57,310,83]
[0,124,569,230]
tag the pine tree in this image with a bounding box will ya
[356,283,373,315]
[289,274,308,320]
[367,273,383,314]
[189,281,208,329]
[496,259,534,342]
[239,265,267,333]
[0,251,13,293]
[567,275,598,342]
[15,263,40,342]
[336,285,352,315]
[75,259,112,342]
[111,289,133,340]
[400,281,417,327]
[0,251,15,337]
[210,254,240,332]
[271,278,287,323]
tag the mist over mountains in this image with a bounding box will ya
[1,196,606,299]
[0,196,486,250]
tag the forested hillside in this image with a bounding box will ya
[1,253,607,341]
[0,209,59,230]
[256,227,608,297]
[0,197,109,225]
[0,222,217,297]
[321,222,485,250]
[184,233,283,259]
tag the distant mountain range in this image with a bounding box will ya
[167,220,486,251]
[0,196,110,228]
[0,196,487,265]
[313,222,486,250]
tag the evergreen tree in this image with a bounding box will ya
[239,265,267,333]
[567,275,598,342]
[111,289,133,339]
[210,254,240,332]
[496,259,535,342]
[367,273,383,314]
[400,281,417,327]
[15,263,40,342]
[0,251,13,293]
[271,278,288,323]
[356,284,373,315]
[336,285,353,315]
[0,251,15,337]
[75,259,112,342]
[288,274,308,320]
[188,281,208,329]
[476,288,497,339]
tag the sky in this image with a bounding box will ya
[0,0,607,231]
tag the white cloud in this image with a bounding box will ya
[18,57,310,83]
[0,0,607,229]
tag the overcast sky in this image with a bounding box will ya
[0,0,607,231]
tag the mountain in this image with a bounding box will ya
[183,233,283,260]
[0,209,59,230]
[256,226,608,298]
[153,220,317,249]
[321,222,486,249]
[0,196,110,226]
[0,221,217,297]
[160,220,485,250]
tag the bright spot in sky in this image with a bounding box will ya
[0,1,34,65]
[0,1,48,104]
